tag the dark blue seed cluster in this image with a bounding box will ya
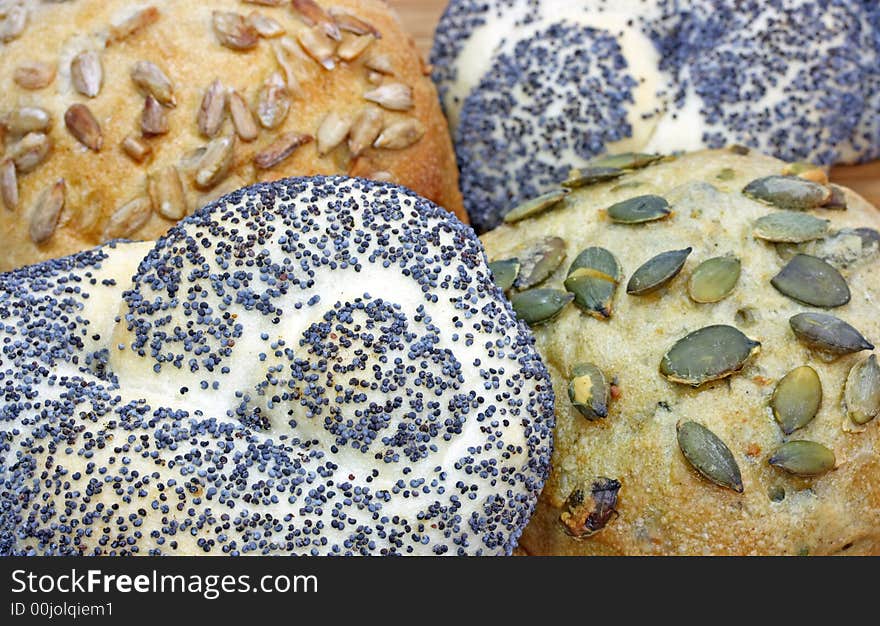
[432,0,880,232]
[0,177,555,556]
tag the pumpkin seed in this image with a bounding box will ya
[348,107,383,156]
[14,61,55,90]
[771,366,822,434]
[769,441,835,476]
[291,0,342,40]
[131,61,176,107]
[488,258,519,292]
[71,50,103,98]
[509,289,573,326]
[687,256,740,303]
[789,312,874,357]
[9,132,51,173]
[373,118,425,150]
[742,176,831,210]
[141,95,169,136]
[771,254,850,308]
[782,161,828,185]
[568,363,610,420]
[768,485,786,502]
[212,11,259,50]
[364,83,414,111]
[256,72,290,129]
[590,152,661,170]
[805,228,879,269]
[676,421,743,493]
[64,104,102,151]
[660,325,761,387]
[102,195,152,241]
[568,246,621,279]
[754,211,829,243]
[564,268,617,320]
[611,181,644,193]
[228,90,259,142]
[716,168,736,181]
[559,478,620,539]
[561,166,623,189]
[503,189,568,224]
[195,136,235,189]
[148,166,187,220]
[253,132,313,169]
[607,194,671,224]
[729,144,750,155]
[29,179,65,244]
[513,236,566,289]
[121,134,151,163]
[626,247,691,295]
[822,185,847,210]
[844,355,880,425]
[198,80,227,138]
[0,159,18,211]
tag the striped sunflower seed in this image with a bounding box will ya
[64,104,102,151]
[317,111,351,155]
[121,134,152,163]
[256,72,290,129]
[374,118,424,150]
[148,166,187,220]
[9,132,51,173]
[212,11,259,50]
[102,195,152,241]
[297,26,337,70]
[348,107,383,156]
[291,0,341,40]
[329,8,381,38]
[29,179,65,244]
[141,95,168,136]
[107,6,159,44]
[198,80,227,138]
[71,50,103,98]
[254,132,313,169]
[246,11,285,38]
[1,159,18,211]
[228,90,259,142]
[364,83,413,111]
[13,61,55,90]
[131,60,176,107]
[195,136,235,190]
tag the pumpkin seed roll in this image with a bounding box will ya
[482,149,880,555]
[0,0,463,271]
[431,0,880,232]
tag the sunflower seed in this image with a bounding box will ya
[337,33,374,61]
[102,195,152,241]
[228,90,259,141]
[510,289,573,326]
[607,194,671,224]
[0,5,27,42]
[513,236,566,289]
[291,0,341,40]
[29,179,65,244]
[329,8,381,38]
[661,325,761,387]
[364,83,413,111]
[148,166,187,220]
[198,80,227,138]
[297,26,337,70]
[243,0,285,5]
[246,11,285,38]
[627,248,691,295]
[503,189,568,224]
[754,211,829,243]
[790,312,873,358]
[367,70,383,84]
[676,421,743,492]
[271,39,303,95]
[771,366,822,435]
[256,72,290,129]
[561,166,623,189]
[9,132,51,173]
[348,107,383,156]
[742,176,831,210]
[212,11,259,50]
[590,152,661,170]
[365,52,394,75]
[845,355,880,426]
[107,6,160,43]
[140,95,168,136]
[121,134,151,163]
[64,103,102,151]
[1,159,18,211]
[822,185,848,210]
[131,60,175,107]
[2,107,51,137]
[253,132,312,169]
[13,61,55,90]
[316,111,351,155]
[195,136,235,190]
[71,50,103,98]
[782,161,828,186]
[687,256,740,303]
[569,363,610,420]
[488,258,519,292]
[559,478,620,539]
[373,118,424,150]
[370,171,393,183]
[769,441,835,477]
[568,246,622,280]
[771,254,850,308]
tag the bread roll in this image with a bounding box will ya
[0,0,463,271]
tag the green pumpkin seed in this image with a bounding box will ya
[607,194,671,224]
[771,366,822,434]
[776,227,880,268]
[716,168,736,181]
[729,145,751,155]
[687,256,741,303]
[610,181,644,193]
[510,288,573,326]
[771,254,850,308]
[789,312,874,358]
[627,247,691,296]
[561,166,623,189]
[676,421,743,493]
[768,485,786,502]
[822,185,847,210]
[503,189,569,224]
[660,325,761,387]
[568,246,621,279]
[568,363,610,420]
[743,175,832,210]
[564,268,617,320]
[559,478,620,539]
[513,236,566,289]
[769,441,835,476]
[590,152,661,170]
[844,354,880,425]
[488,258,520,292]
[754,211,829,243]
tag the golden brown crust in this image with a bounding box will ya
[0,0,463,271]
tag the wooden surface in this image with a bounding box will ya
[387,0,880,207]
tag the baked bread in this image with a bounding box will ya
[481,148,880,555]
[431,0,880,232]
[0,176,554,556]
[0,0,463,271]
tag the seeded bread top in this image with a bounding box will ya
[0,0,463,271]
[481,149,880,555]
